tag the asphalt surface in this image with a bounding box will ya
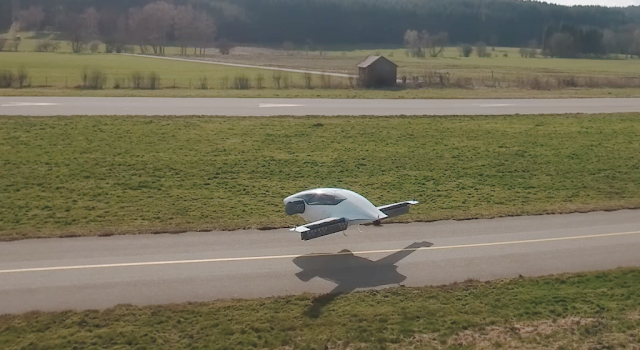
[2,97,640,116]
[1,209,639,314]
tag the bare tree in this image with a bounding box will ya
[193,12,216,55]
[0,38,6,51]
[547,32,576,58]
[174,5,198,55]
[99,10,119,53]
[16,5,45,31]
[128,8,151,54]
[632,29,640,58]
[143,1,175,55]
[404,30,423,57]
[114,15,129,53]
[64,8,99,54]
[520,40,538,58]
[7,22,22,52]
[128,1,175,55]
[424,32,449,57]
[602,29,618,56]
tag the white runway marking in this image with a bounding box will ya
[258,103,305,108]
[2,102,60,107]
[476,104,515,107]
[1,230,638,275]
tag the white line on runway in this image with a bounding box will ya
[259,103,305,108]
[1,230,638,275]
[476,104,515,107]
[2,102,60,107]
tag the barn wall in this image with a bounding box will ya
[361,59,396,87]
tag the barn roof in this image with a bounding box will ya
[356,55,398,68]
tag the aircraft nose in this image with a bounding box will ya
[285,199,305,215]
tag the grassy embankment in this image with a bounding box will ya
[1,268,639,349]
[1,114,639,241]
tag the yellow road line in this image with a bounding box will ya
[1,230,639,275]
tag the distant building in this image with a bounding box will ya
[356,55,398,88]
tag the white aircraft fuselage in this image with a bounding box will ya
[284,188,387,225]
[283,188,418,240]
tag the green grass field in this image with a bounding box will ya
[0,52,312,89]
[1,114,639,241]
[1,268,639,349]
[322,46,640,76]
[3,31,640,97]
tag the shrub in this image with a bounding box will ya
[131,71,145,89]
[147,72,161,90]
[199,77,209,90]
[459,44,473,57]
[81,68,89,87]
[89,41,101,53]
[282,73,291,89]
[9,38,21,52]
[35,40,60,52]
[272,72,282,89]
[217,39,235,55]
[0,70,14,88]
[113,77,123,89]
[476,42,489,57]
[320,74,332,89]
[17,67,29,88]
[233,74,250,89]
[304,73,313,89]
[256,74,264,89]
[87,69,107,89]
[80,68,107,89]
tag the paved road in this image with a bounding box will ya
[1,97,640,116]
[1,210,639,314]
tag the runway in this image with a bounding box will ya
[1,97,640,116]
[1,209,639,314]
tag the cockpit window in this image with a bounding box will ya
[298,192,346,206]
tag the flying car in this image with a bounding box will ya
[284,188,418,241]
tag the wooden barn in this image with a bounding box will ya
[356,55,398,88]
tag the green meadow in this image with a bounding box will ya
[1,268,639,349]
[1,114,639,240]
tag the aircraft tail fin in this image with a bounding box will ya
[376,201,418,219]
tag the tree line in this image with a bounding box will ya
[3,0,640,51]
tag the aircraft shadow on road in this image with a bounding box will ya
[292,241,433,318]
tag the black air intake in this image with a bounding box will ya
[285,199,305,215]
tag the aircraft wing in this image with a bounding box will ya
[376,200,419,219]
[291,217,349,241]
